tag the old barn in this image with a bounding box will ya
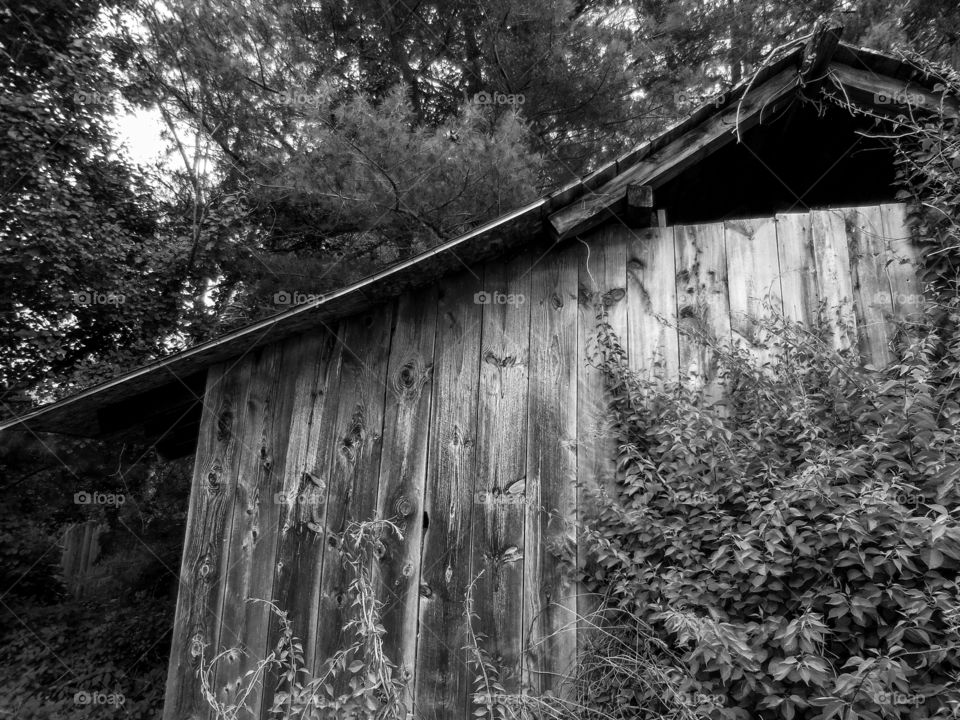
[1,26,951,719]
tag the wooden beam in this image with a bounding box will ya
[547,67,800,241]
[827,62,960,119]
[625,183,655,227]
[800,19,843,83]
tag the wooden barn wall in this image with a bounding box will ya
[163,202,920,719]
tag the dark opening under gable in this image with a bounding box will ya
[655,99,898,225]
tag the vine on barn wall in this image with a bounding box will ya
[552,55,960,720]
[199,519,407,720]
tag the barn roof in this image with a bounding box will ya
[2,23,954,442]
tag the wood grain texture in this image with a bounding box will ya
[213,340,301,717]
[675,222,731,404]
[809,209,857,351]
[314,305,395,673]
[879,202,924,318]
[626,226,680,378]
[415,270,484,720]
[260,327,342,718]
[374,289,438,709]
[725,217,783,367]
[523,245,579,695]
[163,360,252,720]
[843,206,892,366]
[472,252,533,694]
[776,211,820,326]
[576,226,628,631]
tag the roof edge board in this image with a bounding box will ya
[826,62,960,118]
[0,198,547,434]
[548,66,802,240]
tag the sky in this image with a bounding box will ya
[111,106,169,167]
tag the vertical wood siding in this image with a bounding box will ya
[164,203,921,719]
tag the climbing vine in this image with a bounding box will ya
[199,519,407,720]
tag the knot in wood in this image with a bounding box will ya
[373,541,386,559]
[401,561,414,577]
[394,495,414,517]
[216,409,232,443]
[190,633,204,658]
[419,583,432,598]
[549,293,563,310]
[483,350,517,369]
[393,360,422,398]
[602,287,626,307]
[206,469,222,494]
[577,284,594,305]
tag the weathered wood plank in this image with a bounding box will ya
[472,252,533,696]
[163,360,252,720]
[313,306,395,673]
[674,222,732,404]
[725,217,783,368]
[879,202,924,318]
[827,62,960,119]
[626,226,680,379]
[775,211,820,327]
[415,270,484,719]
[844,206,892,366]
[576,226,628,637]
[260,327,343,719]
[214,340,302,717]
[374,289,438,710]
[522,245,579,696]
[809,209,857,351]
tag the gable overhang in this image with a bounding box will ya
[1,26,948,441]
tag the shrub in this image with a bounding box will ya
[575,303,960,720]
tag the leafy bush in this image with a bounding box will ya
[575,303,960,720]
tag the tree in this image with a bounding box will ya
[0,0,182,400]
